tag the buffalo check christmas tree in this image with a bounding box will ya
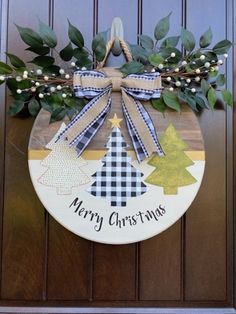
[87,114,147,207]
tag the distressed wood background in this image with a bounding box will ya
[0,0,235,312]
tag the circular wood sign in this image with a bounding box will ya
[28,96,205,244]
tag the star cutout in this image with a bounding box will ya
[108,114,123,128]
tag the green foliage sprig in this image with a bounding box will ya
[0,20,107,122]
[0,15,233,122]
[119,12,233,112]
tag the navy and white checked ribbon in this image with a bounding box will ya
[56,69,164,162]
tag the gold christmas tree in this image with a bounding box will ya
[145,124,197,195]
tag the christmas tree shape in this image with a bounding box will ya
[38,123,90,195]
[145,124,197,195]
[87,115,147,207]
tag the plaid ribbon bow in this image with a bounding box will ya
[56,69,165,162]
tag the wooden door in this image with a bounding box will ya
[0,0,235,312]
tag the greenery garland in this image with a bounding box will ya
[0,13,233,122]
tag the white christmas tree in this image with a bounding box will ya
[38,123,90,195]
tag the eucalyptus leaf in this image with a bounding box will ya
[129,44,149,61]
[0,61,12,74]
[40,97,53,112]
[75,57,92,69]
[43,65,60,75]
[216,74,225,86]
[92,32,106,62]
[195,93,210,109]
[73,47,88,59]
[74,48,92,68]
[200,27,213,48]
[151,97,166,113]
[181,27,195,52]
[201,79,210,96]
[163,90,181,111]
[6,53,25,68]
[28,98,40,116]
[50,107,67,123]
[26,46,50,56]
[39,20,57,48]
[221,89,233,106]
[119,61,144,76]
[138,34,154,50]
[68,20,84,48]
[16,24,43,48]
[160,36,180,48]
[154,12,171,41]
[8,100,24,116]
[178,90,197,111]
[159,47,182,63]
[30,55,54,67]
[207,87,217,108]
[148,53,164,66]
[59,42,74,61]
[213,40,232,55]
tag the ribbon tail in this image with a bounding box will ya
[122,90,164,162]
[56,89,111,157]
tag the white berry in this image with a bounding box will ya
[224,53,228,58]
[195,76,200,82]
[191,88,196,93]
[169,87,174,91]
[195,68,201,74]
[214,66,219,71]
[0,75,5,81]
[65,74,70,79]
[35,82,40,87]
[36,69,42,75]
[204,62,211,68]
[31,87,36,92]
[200,55,206,61]
[22,74,28,79]
[151,68,156,72]
[71,62,76,67]
[50,86,56,92]
[166,77,171,82]
[62,93,67,98]
[170,52,176,58]
[16,89,22,94]
[57,85,62,90]
[174,67,179,72]
[175,81,181,87]
[44,76,49,81]
[217,59,223,65]
[16,76,22,82]
[23,70,28,76]
[38,93,44,98]
[186,78,191,83]
[81,67,87,71]
[158,64,164,69]
[181,61,187,66]
[59,68,65,75]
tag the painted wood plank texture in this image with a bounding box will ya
[185,0,227,301]
[46,0,94,301]
[139,0,183,301]
[1,0,49,300]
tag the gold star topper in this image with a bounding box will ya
[108,114,123,128]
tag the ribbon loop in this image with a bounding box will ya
[57,69,164,162]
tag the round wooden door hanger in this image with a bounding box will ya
[28,77,205,245]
